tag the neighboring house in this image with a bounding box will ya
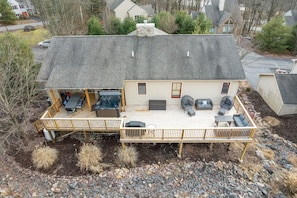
[8,0,29,18]
[201,0,242,36]
[257,62,297,116]
[105,0,151,21]
[284,10,297,26]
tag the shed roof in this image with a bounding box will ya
[37,34,245,89]
[275,74,297,104]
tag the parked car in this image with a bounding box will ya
[23,25,35,32]
[38,39,51,48]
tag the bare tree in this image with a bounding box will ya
[0,33,41,154]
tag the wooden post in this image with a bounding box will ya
[84,89,91,111]
[83,131,87,140]
[49,90,59,112]
[48,130,55,143]
[239,142,249,162]
[121,88,126,112]
[209,143,213,150]
[178,129,185,158]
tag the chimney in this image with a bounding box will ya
[136,20,155,37]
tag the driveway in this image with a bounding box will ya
[241,51,294,89]
[0,21,43,32]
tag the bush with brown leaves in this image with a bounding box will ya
[77,143,108,173]
[32,146,58,169]
[286,172,297,195]
[117,146,138,168]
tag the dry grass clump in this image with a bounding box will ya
[77,143,108,173]
[262,116,280,127]
[32,146,58,169]
[285,172,297,195]
[117,146,138,168]
[261,148,275,160]
[288,155,297,168]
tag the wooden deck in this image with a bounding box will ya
[34,95,257,161]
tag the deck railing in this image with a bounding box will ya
[120,95,257,143]
[39,110,124,131]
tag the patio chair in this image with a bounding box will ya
[218,95,234,115]
[181,95,195,116]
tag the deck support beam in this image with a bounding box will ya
[84,89,91,111]
[239,142,249,162]
[178,143,183,158]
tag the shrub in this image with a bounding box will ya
[288,155,297,168]
[117,146,138,167]
[77,143,107,173]
[286,172,297,194]
[32,146,58,169]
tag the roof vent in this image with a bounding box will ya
[187,51,190,57]
[132,51,134,58]
[275,69,288,74]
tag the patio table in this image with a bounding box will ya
[214,115,233,126]
[65,94,81,113]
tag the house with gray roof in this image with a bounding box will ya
[105,0,151,21]
[37,22,246,110]
[35,23,258,161]
[257,63,297,116]
[284,10,297,26]
[201,0,242,36]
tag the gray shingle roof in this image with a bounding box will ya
[205,0,241,26]
[275,74,297,104]
[37,34,245,89]
[106,0,124,10]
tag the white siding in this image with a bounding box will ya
[124,80,240,106]
[278,104,297,116]
[114,0,147,21]
[257,74,283,115]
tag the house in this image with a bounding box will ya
[8,0,30,18]
[36,23,256,160]
[201,0,242,36]
[257,61,297,116]
[284,10,297,26]
[105,0,151,21]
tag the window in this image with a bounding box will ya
[12,5,18,9]
[221,82,230,94]
[138,83,146,95]
[171,82,182,98]
[19,4,25,8]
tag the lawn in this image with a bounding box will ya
[2,26,52,48]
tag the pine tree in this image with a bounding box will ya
[0,0,17,25]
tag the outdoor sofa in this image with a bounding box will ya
[195,99,213,110]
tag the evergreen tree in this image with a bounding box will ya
[87,16,104,35]
[175,11,195,34]
[0,0,17,25]
[120,17,136,35]
[255,16,292,53]
[192,13,212,34]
